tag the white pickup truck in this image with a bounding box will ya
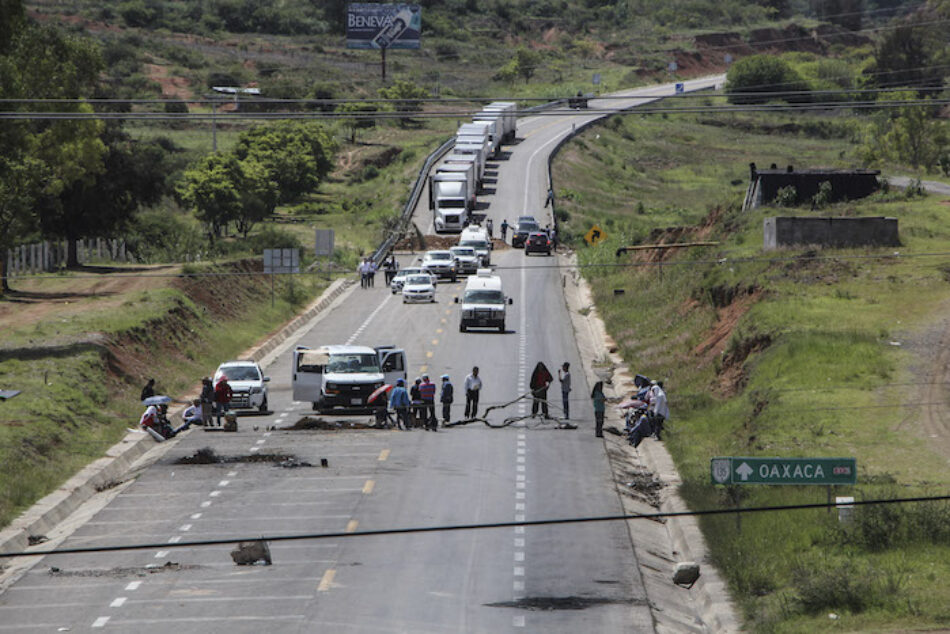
[292,345,406,412]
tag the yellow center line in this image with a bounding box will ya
[445,309,451,315]
[524,116,569,138]
[378,449,390,462]
[317,569,336,592]
[436,328,443,334]
[431,339,439,346]
[362,480,375,494]
[346,520,359,533]
[426,351,433,358]
[420,365,428,373]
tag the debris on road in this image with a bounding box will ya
[231,540,271,566]
[673,562,700,588]
[175,448,314,467]
[289,417,376,430]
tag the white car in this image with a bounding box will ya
[421,250,458,281]
[213,360,270,412]
[402,274,436,303]
[390,267,433,294]
[449,245,479,275]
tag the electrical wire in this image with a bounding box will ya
[2,494,947,560]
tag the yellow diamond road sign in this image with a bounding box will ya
[585,224,607,246]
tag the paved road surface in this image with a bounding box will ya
[0,77,721,632]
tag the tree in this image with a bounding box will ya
[335,101,379,143]
[0,157,46,292]
[177,152,244,242]
[725,55,811,104]
[864,22,946,95]
[377,79,429,127]
[513,47,542,84]
[880,95,947,170]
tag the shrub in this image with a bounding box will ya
[773,185,798,207]
[811,181,832,208]
[726,55,811,105]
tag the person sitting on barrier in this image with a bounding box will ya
[182,398,204,427]
[627,411,652,449]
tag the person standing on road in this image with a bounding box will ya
[464,366,482,419]
[440,374,454,426]
[214,375,232,426]
[591,381,606,438]
[200,376,214,427]
[530,362,553,418]
[368,260,377,287]
[140,378,156,402]
[389,378,411,430]
[419,374,437,431]
[558,362,572,419]
[358,258,368,288]
[384,256,399,285]
[410,377,423,428]
[544,187,555,208]
[486,218,494,239]
[500,219,509,242]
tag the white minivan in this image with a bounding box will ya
[459,224,492,266]
[454,270,512,333]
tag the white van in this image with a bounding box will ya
[459,224,492,266]
[293,345,406,412]
[454,270,512,333]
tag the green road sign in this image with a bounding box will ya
[711,457,856,486]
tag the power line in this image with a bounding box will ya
[2,494,947,560]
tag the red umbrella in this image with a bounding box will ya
[368,383,393,404]
[618,398,646,410]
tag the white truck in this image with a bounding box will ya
[454,269,512,333]
[443,153,482,190]
[435,161,476,209]
[429,173,470,233]
[478,101,517,142]
[451,144,487,187]
[458,122,499,158]
[292,345,406,412]
[456,135,492,168]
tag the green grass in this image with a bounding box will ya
[0,264,328,529]
[554,107,950,631]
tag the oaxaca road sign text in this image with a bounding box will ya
[710,457,856,486]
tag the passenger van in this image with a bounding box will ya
[292,345,406,412]
[459,224,492,266]
[454,270,512,333]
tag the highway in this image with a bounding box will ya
[0,77,721,632]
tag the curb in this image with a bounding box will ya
[559,252,741,633]
[0,277,353,563]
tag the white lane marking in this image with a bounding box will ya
[517,456,525,463]
[250,447,260,452]
[209,491,221,497]
[92,616,110,628]
[125,581,142,591]
[514,552,525,562]
[516,482,525,489]
[514,538,525,547]
[345,294,392,345]
[513,567,524,577]
[218,480,230,486]
[179,524,192,532]
[191,513,202,520]
[517,440,526,447]
[514,580,525,592]
[227,471,238,476]
[110,597,127,608]
[516,465,525,472]
[515,526,525,534]
[264,430,273,436]
[516,474,525,481]
[200,501,212,508]
[255,440,265,445]
[513,615,526,627]
[516,492,525,499]
[154,551,169,558]
[518,433,525,440]
[168,536,181,544]
[517,447,525,454]
[515,503,525,511]
[515,514,525,522]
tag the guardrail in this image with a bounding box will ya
[371,98,567,264]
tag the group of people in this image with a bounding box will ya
[138,374,236,441]
[496,219,557,247]
[384,367,483,430]
[621,379,670,448]
[357,258,378,288]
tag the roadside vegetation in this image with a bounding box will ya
[554,99,950,629]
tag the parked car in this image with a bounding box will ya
[512,219,539,248]
[390,266,433,294]
[422,250,458,281]
[402,274,437,303]
[524,231,553,256]
[449,245,480,275]
[213,360,270,412]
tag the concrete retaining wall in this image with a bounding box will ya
[764,216,900,249]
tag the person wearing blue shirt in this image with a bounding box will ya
[388,378,412,431]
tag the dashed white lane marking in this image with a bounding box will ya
[515,503,525,511]
[264,431,273,437]
[516,492,525,499]
[515,514,525,522]
[191,513,202,520]
[110,597,127,608]
[513,615,526,627]
[168,536,181,544]
[516,474,525,482]
[513,567,524,577]
[514,538,525,547]
[514,580,525,592]
[515,526,525,534]
[250,447,260,452]
[125,581,142,591]
[154,551,169,558]
[345,294,392,345]
[209,491,221,497]
[514,552,525,562]
[516,465,525,472]
[200,501,212,508]
[518,433,526,440]
[516,482,525,489]
[255,439,266,445]
[179,524,192,532]
[516,456,525,464]
[517,447,526,454]
[227,471,238,476]
[92,616,110,628]
[218,480,230,486]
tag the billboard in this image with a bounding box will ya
[347,3,421,50]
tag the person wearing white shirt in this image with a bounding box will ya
[463,366,482,419]
[649,381,669,440]
[183,399,204,426]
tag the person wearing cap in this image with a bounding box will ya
[439,374,454,426]
[648,380,669,440]
[419,374,437,431]
[388,378,411,430]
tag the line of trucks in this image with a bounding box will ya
[429,101,517,233]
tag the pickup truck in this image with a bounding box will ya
[292,345,406,412]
